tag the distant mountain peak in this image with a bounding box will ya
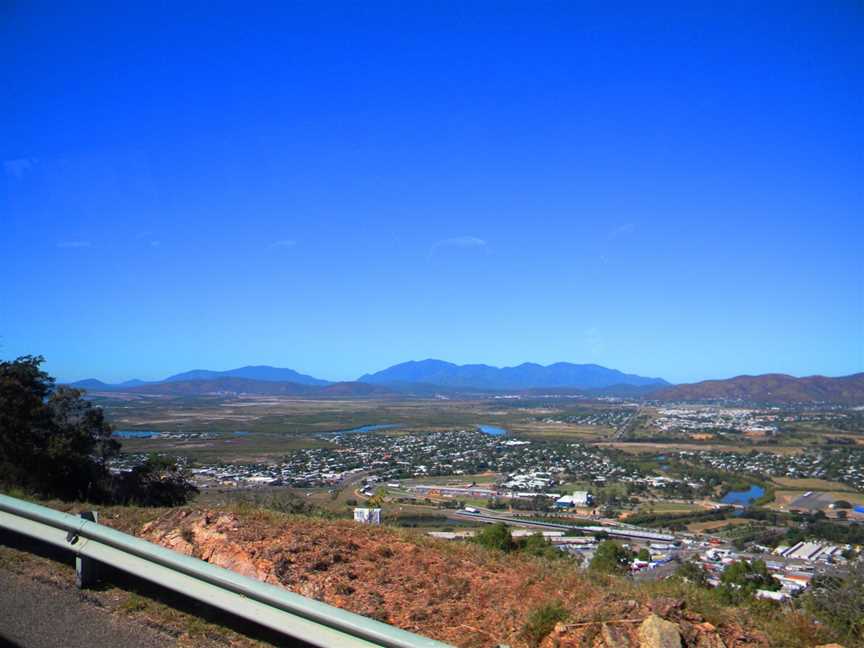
[163,365,329,386]
[359,360,667,390]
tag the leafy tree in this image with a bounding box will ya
[673,560,710,588]
[519,532,561,560]
[637,547,651,562]
[589,540,634,574]
[366,486,387,508]
[716,559,779,603]
[0,356,119,500]
[804,562,864,643]
[473,522,515,552]
[1,356,196,506]
[114,455,198,506]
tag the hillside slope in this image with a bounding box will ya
[137,508,773,648]
[652,373,864,404]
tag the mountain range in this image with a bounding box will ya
[162,365,328,386]
[359,359,668,389]
[67,360,667,392]
[64,362,864,403]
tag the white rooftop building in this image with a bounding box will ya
[353,508,381,525]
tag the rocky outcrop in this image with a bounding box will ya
[602,622,632,648]
[538,597,768,648]
[638,614,681,648]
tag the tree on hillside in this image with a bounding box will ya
[804,561,864,643]
[674,560,710,588]
[366,486,387,508]
[519,532,563,560]
[0,356,119,500]
[0,355,196,506]
[473,522,515,552]
[589,540,634,574]
[716,559,779,603]
[114,455,199,506]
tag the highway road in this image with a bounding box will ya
[451,509,677,542]
[0,569,171,648]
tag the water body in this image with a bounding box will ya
[112,430,160,439]
[325,424,400,436]
[478,425,508,437]
[721,485,765,506]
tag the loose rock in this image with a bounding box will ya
[638,614,681,648]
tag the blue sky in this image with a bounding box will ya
[2,1,862,384]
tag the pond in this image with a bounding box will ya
[112,430,161,439]
[325,424,400,435]
[478,425,508,437]
[721,485,765,506]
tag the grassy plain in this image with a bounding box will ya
[96,395,628,462]
[634,501,706,514]
[770,477,856,492]
[96,394,860,473]
[687,517,753,532]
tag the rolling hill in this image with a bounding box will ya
[67,365,330,391]
[162,365,329,386]
[359,359,668,390]
[651,372,864,404]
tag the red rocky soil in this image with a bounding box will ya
[138,508,773,648]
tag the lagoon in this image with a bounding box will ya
[328,424,400,435]
[721,485,765,506]
[478,425,508,437]
[112,430,160,439]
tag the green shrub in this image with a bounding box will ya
[802,561,864,644]
[473,523,515,552]
[521,600,568,646]
[589,540,633,574]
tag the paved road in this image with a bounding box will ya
[0,569,170,648]
[451,509,677,541]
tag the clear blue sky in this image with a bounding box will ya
[2,2,862,384]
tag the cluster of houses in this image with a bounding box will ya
[168,429,644,490]
[653,407,780,436]
[533,407,636,428]
[695,540,853,601]
[680,448,864,492]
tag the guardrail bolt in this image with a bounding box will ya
[75,511,100,589]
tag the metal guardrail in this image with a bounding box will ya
[0,494,452,648]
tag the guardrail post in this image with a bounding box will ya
[75,511,99,589]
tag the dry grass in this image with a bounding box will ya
[771,477,855,492]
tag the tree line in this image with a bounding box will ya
[0,356,196,506]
